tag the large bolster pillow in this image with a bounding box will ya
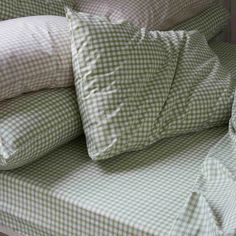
[0,16,73,101]
[0,88,83,170]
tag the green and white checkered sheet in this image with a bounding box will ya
[76,0,215,30]
[170,130,236,235]
[0,126,228,236]
[172,5,229,41]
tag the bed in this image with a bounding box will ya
[0,125,229,236]
[0,41,235,236]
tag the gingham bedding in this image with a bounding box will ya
[0,16,73,101]
[0,5,228,102]
[0,88,83,170]
[76,0,215,30]
[169,42,236,235]
[0,126,229,236]
[172,4,229,41]
[0,41,236,236]
[67,9,233,160]
[210,42,236,73]
[170,126,236,235]
[0,0,76,20]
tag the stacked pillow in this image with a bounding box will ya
[0,0,231,169]
[0,16,73,101]
[0,89,82,170]
[0,2,84,170]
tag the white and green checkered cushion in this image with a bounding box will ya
[0,0,76,20]
[76,0,215,30]
[0,88,82,170]
[67,9,234,160]
[0,16,74,101]
[173,4,230,41]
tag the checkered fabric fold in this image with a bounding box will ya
[173,4,230,41]
[170,92,236,235]
[210,42,236,75]
[0,88,82,170]
[0,0,76,20]
[169,43,236,235]
[67,9,234,160]
[0,16,74,102]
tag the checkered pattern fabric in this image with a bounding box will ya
[170,101,236,235]
[0,88,82,170]
[168,43,236,235]
[0,126,228,236]
[67,9,234,160]
[0,36,236,236]
[210,42,236,75]
[173,4,230,41]
[0,16,74,102]
[0,0,76,20]
[76,0,215,30]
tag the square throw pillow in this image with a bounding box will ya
[66,9,233,160]
[0,0,76,20]
[76,0,216,30]
[0,88,83,170]
[0,16,73,101]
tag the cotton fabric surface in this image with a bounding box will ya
[67,9,233,160]
[0,0,76,20]
[0,126,228,236]
[0,16,73,101]
[173,4,229,41]
[76,0,216,30]
[0,88,82,170]
[1,41,236,236]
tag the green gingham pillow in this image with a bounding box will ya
[66,9,233,161]
[0,88,83,170]
[0,0,76,20]
[0,16,74,102]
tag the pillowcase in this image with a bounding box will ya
[0,15,74,102]
[0,88,82,170]
[0,0,76,20]
[76,0,216,30]
[66,9,233,160]
[173,4,230,41]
